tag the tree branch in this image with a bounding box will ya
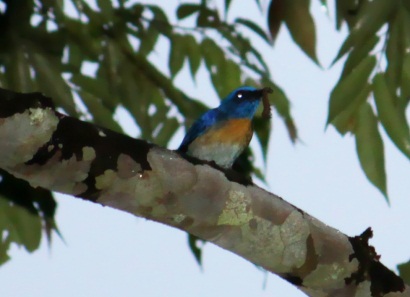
[0,88,406,297]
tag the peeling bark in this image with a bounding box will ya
[0,88,407,297]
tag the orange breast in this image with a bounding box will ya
[196,118,253,146]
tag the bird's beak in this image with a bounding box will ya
[247,87,273,101]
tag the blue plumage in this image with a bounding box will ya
[178,86,267,168]
[179,108,219,153]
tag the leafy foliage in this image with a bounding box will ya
[0,195,42,265]
[188,234,205,266]
[0,170,57,264]
[268,0,319,64]
[266,0,410,202]
[327,0,410,202]
[398,260,410,286]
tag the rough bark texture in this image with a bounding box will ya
[0,88,407,297]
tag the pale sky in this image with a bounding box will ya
[1,1,409,297]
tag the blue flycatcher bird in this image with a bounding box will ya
[178,86,272,169]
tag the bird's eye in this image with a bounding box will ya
[237,92,243,99]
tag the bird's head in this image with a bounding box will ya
[218,86,272,119]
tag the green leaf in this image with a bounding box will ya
[267,0,284,43]
[78,90,123,133]
[148,96,177,146]
[333,0,398,64]
[201,38,223,69]
[263,79,297,143]
[97,0,112,10]
[254,116,271,162]
[28,29,66,57]
[211,60,241,99]
[331,83,371,135]
[398,261,410,285]
[62,19,101,61]
[169,34,186,79]
[401,9,410,47]
[139,22,160,56]
[78,1,107,30]
[340,35,379,78]
[271,86,293,126]
[154,118,179,146]
[71,74,117,110]
[122,4,144,31]
[399,13,410,105]
[29,51,77,116]
[283,0,320,65]
[183,35,201,80]
[146,5,172,37]
[188,234,204,267]
[252,166,267,183]
[0,195,42,257]
[354,103,387,201]
[224,0,233,15]
[66,43,84,73]
[248,47,270,75]
[254,0,262,11]
[401,53,410,99]
[219,29,249,57]
[0,170,58,247]
[119,69,152,139]
[129,52,207,118]
[119,60,169,141]
[373,73,410,159]
[335,0,359,30]
[202,38,235,97]
[197,6,220,28]
[96,0,113,16]
[219,29,268,76]
[243,78,258,87]
[235,18,270,44]
[0,72,5,88]
[385,10,406,94]
[4,47,34,92]
[176,4,201,20]
[327,55,376,125]
[284,118,297,143]
[0,241,10,265]
[96,40,122,110]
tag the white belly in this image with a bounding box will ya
[187,142,243,168]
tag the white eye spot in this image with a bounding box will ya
[237,92,243,99]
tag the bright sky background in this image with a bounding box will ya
[1,1,409,297]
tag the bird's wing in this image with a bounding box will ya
[178,109,219,153]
